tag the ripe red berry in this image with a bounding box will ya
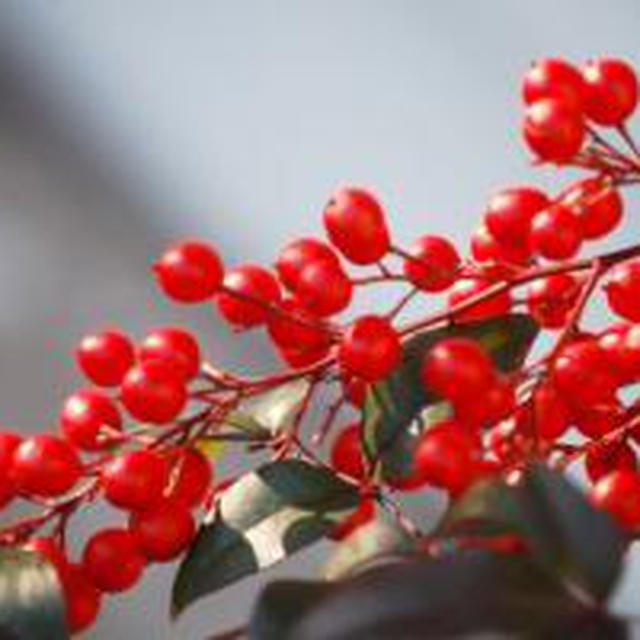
[61,563,102,634]
[342,375,368,409]
[339,315,401,382]
[267,299,331,352]
[591,469,640,531]
[295,260,353,317]
[323,187,390,264]
[330,423,366,481]
[82,528,146,593]
[522,58,585,110]
[275,238,340,291]
[582,58,638,125]
[120,360,187,424]
[560,177,623,240]
[327,498,375,541]
[278,344,331,369]
[60,389,122,451]
[76,329,135,387]
[402,235,460,291]
[454,375,515,431]
[216,264,281,328]
[585,441,636,485]
[605,259,640,322]
[470,225,530,266]
[531,382,571,441]
[0,431,21,508]
[448,278,511,323]
[12,435,82,497]
[487,416,527,464]
[154,240,224,303]
[530,204,582,260]
[129,499,195,562]
[523,98,585,162]
[421,337,496,404]
[599,324,640,385]
[102,449,168,511]
[526,273,582,329]
[139,327,200,381]
[574,409,620,440]
[165,447,213,509]
[484,186,549,250]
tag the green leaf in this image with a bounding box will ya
[322,516,415,581]
[362,314,538,480]
[171,459,360,617]
[0,548,68,640]
[441,465,626,604]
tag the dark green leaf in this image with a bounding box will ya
[441,465,626,603]
[362,314,538,480]
[0,548,68,640]
[172,459,360,617]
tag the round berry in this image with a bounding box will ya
[61,563,102,634]
[165,447,213,509]
[530,204,582,260]
[278,344,331,369]
[60,389,122,451]
[574,409,619,440]
[154,240,224,303]
[523,98,585,162]
[586,441,636,484]
[76,329,135,387]
[421,337,496,403]
[216,264,281,328]
[295,260,353,317]
[470,225,530,266]
[342,375,368,409]
[139,327,200,381]
[102,449,168,511]
[599,324,640,385]
[522,58,585,109]
[454,375,515,431]
[339,315,401,382]
[530,383,571,441]
[82,528,146,593]
[605,259,640,322]
[129,499,195,562]
[120,360,187,424]
[560,177,623,240]
[591,469,640,531]
[402,235,460,291]
[275,238,339,291]
[0,431,21,508]
[582,58,638,125]
[330,423,366,481]
[323,187,390,264]
[12,435,82,497]
[526,273,581,329]
[267,299,331,352]
[448,278,511,323]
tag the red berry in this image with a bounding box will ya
[470,225,530,266]
[216,264,281,328]
[342,375,368,409]
[531,382,571,441]
[0,432,21,508]
[330,423,366,481]
[402,235,460,291]
[61,564,102,634]
[487,416,527,464]
[454,375,515,431]
[12,435,82,497]
[448,278,511,323]
[323,187,390,264]
[154,240,224,303]
[277,344,331,369]
[421,337,496,404]
[523,98,585,162]
[484,186,549,250]
[605,259,640,322]
[582,58,638,125]
[77,329,135,387]
[522,58,585,110]
[560,177,623,240]
[60,389,122,451]
[82,528,146,593]
[585,441,636,484]
[574,409,620,439]
[120,360,187,424]
[339,315,401,382]
[139,327,200,381]
[327,498,375,541]
[295,260,353,317]
[526,273,581,329]
[275,238,339,291]
[591,469,640,531]
[129,499,195,562]
[599,324,640,385]
[102,449,168,511]
[267,299,331,351]
[165,447,213,509]
[530,204,582,260]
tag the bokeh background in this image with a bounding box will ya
[0,1,639,638]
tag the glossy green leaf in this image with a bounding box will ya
[0,548,68,640]
[172,459,360,617]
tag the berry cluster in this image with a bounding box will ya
[1,56,640,635]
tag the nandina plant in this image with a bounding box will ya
[1,56,640,640]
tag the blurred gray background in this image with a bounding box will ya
[0,1,639,638]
